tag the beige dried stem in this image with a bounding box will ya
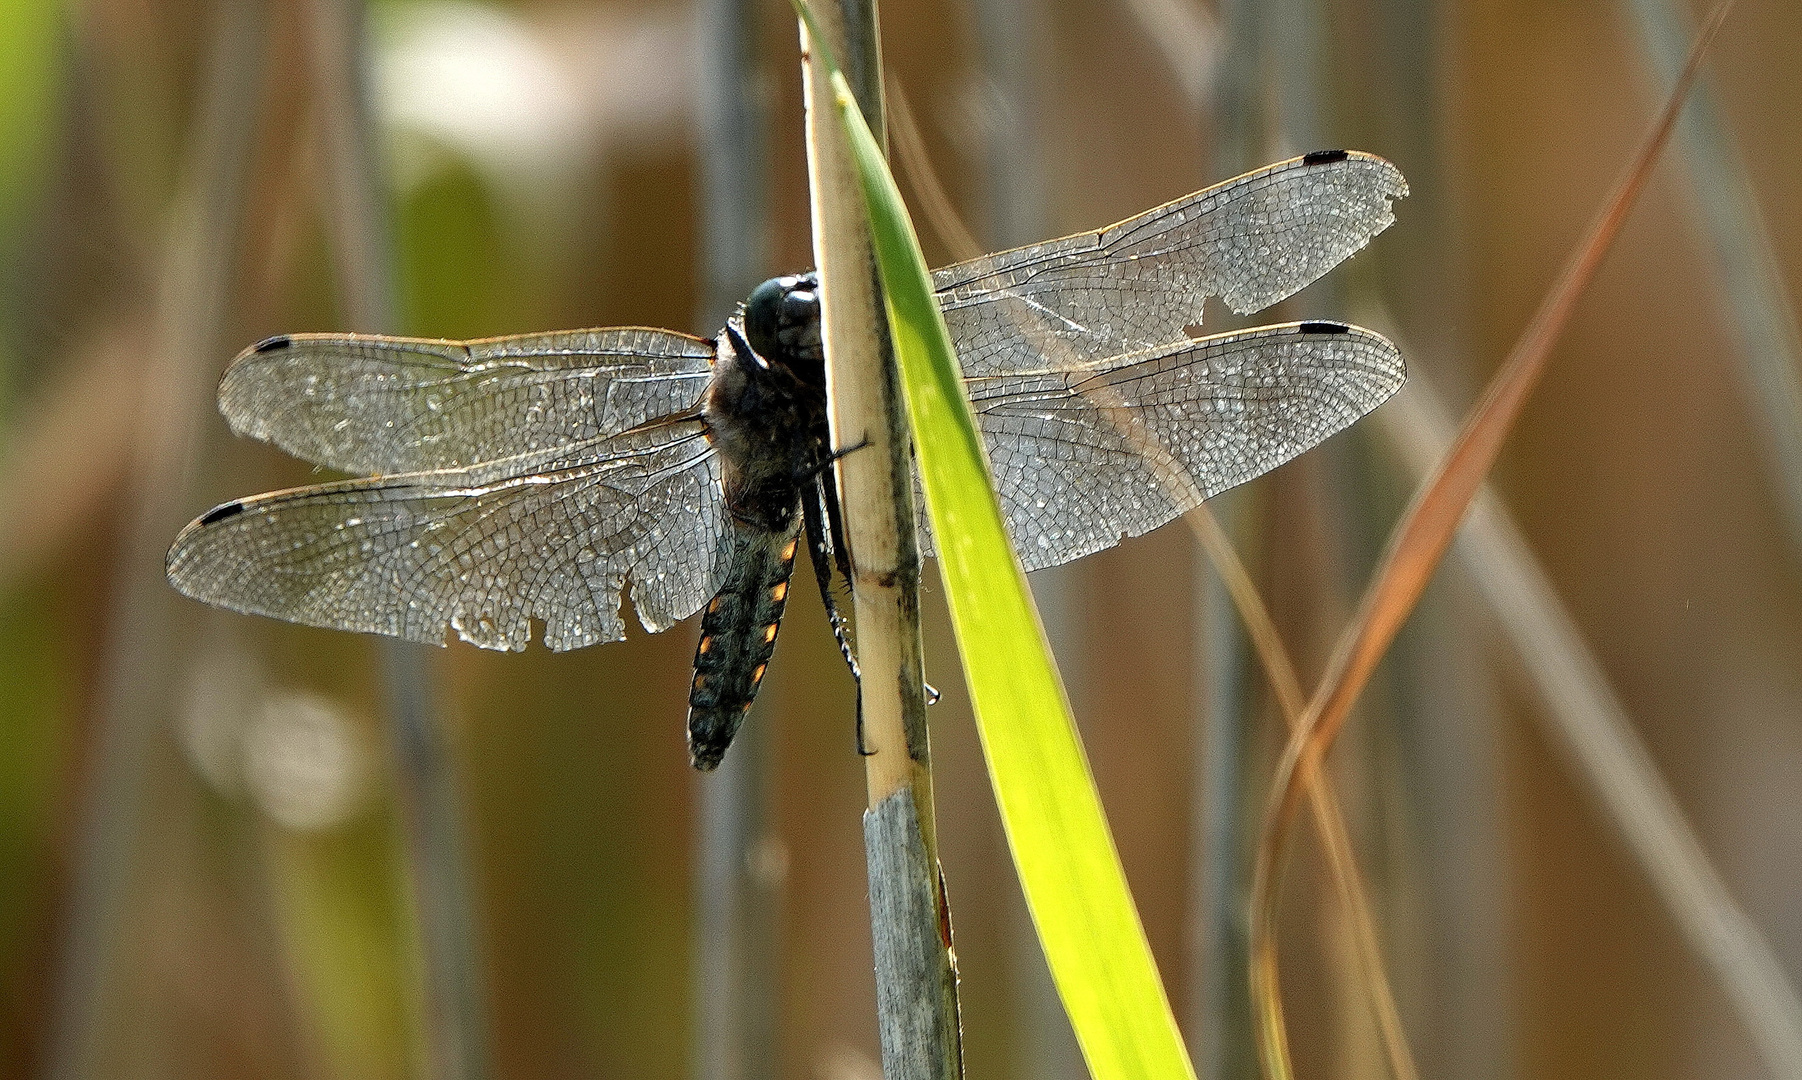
[1247,3,1736,1079]
[798,4,962,1078]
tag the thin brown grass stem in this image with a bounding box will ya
[694,3,782,1080]
[1186,506,1416,1080]
[1625,0,1802,563]
[1247,4,1735,1079]
[886,78,985,264]
[1185,508,1304,719]
[1379,378,1802,1080]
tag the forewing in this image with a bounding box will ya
[932,152,1407,379]
[219,327,717,475]
[929,322,1405,571]
[166,424,731,651]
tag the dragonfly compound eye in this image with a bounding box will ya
[742,274,823,370]
[742,276,789,361]
[778,286,823,367]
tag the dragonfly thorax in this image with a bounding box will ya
[703,289,832,535]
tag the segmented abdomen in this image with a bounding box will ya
[686,521,802,769]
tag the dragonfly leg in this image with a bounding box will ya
[793,436,871,489]
[809,472,943,715]
[855,697,874,758]
[803,477,876,761]
[812,473,936,760]
[803,479,862,689]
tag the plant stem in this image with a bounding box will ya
[798,2,962,1076]
[308,3,493,1077]
[47,5,269,1078]
[1380,379,1802,1080]
[694,0,782,1076]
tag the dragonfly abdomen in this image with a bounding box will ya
[686,521,803,769]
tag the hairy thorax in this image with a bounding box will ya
[700,275,829,534]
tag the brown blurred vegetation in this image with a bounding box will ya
[1,1,1800,1079]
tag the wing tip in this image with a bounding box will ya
[1279,320,1407,401]
[198,500,247,526]
[1295,147,1410,199]
[165,503,244,593]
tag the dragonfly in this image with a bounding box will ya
[167,150,1407,770]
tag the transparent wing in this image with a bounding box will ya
[218,327,717,474]
[167,424,731,651]
[927,322,1405,571]
[932,152,1407,379]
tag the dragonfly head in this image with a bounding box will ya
[742,273,824,382]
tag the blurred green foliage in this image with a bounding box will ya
[0,0,60,237]
[0,0,62,402]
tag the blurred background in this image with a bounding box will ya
[2,0,1801,1078]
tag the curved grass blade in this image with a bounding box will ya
[792,4,1196,1078]
[1246,4,1736,1077]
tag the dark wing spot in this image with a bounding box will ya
[1302,149,1349,166]
[1298,321,1350,335]
[252,335,293,353]
[199,501,246,525]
